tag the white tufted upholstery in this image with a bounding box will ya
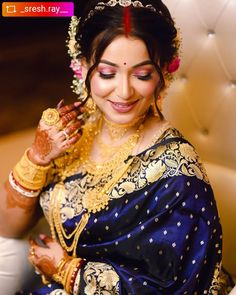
[163,0,236,278]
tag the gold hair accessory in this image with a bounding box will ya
[67,16,88,103]
[41,108,60,126]
[86,0,157,20]
[13,148,51,191]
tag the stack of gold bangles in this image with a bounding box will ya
[53,257,85,293]
[9,148,51,197]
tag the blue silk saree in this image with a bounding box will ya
[23,127,233,295]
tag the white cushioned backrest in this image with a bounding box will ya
[162,0,236,276]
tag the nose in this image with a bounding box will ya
[116,74,134,99]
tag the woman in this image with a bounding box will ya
[0,0,234,294]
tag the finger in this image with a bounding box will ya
[79,106,87,113]
[74,101,81,108]
[64,121,83,137]
[61,132,82,149]
[39,234,54,246]
[58,102,81,116]
[56,99,65,109]
[61,110,81,126]
[70,133,82,144]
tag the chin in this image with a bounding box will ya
[106,112,142,125]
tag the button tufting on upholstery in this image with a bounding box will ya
[230,80,236,89]
[180,74,188,83]
[207,29,215,38]
[201,128,210,136]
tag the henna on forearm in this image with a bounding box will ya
[5,181,37,212]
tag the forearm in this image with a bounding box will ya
[0,180,39,238]
[0,149,50,238]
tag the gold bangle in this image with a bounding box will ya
[9,171,40,197]
[52,256,72,285]
[64,259,80,293]
[52,257,83,292]
[13,148,51,191]
[41,274,50,285]
[56,257,68,273]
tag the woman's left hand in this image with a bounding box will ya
[28,234,69,281]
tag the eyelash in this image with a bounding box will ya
[98,72,152,81]
[136,73,152,81]
[99,72,115,79]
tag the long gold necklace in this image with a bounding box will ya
[49,116,144,256]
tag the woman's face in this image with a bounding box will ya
[87,35,160,125]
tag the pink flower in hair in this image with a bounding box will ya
[70,59,83,79]
[167,57,180,73]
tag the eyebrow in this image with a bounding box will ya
[99,59,155,68]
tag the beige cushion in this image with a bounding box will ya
[205,163,236,277]
[163,0,236,278]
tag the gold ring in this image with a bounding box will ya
[30,247,35,257]
[41,274,50,284]
[62,130,69,140]
[41,108,60,126]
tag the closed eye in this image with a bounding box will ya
[135,73,152,81]
[99,72,115,79]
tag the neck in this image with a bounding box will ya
[102,114,146,142]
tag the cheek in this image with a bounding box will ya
[90,76,113,98]
[136,82,158,98]
[135,75,160,98]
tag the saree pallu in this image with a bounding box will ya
[25,128,234,294]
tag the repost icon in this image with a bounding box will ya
[6,4,17,13]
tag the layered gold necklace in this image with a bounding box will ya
[93,115,145,167]
[49,114,145,256]
[102,115,144,141]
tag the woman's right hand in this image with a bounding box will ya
[28,100,84,166]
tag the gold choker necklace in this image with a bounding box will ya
[103,114,146,141]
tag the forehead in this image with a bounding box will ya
[100,35,151,66]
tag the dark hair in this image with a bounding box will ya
[76,0,178,115]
